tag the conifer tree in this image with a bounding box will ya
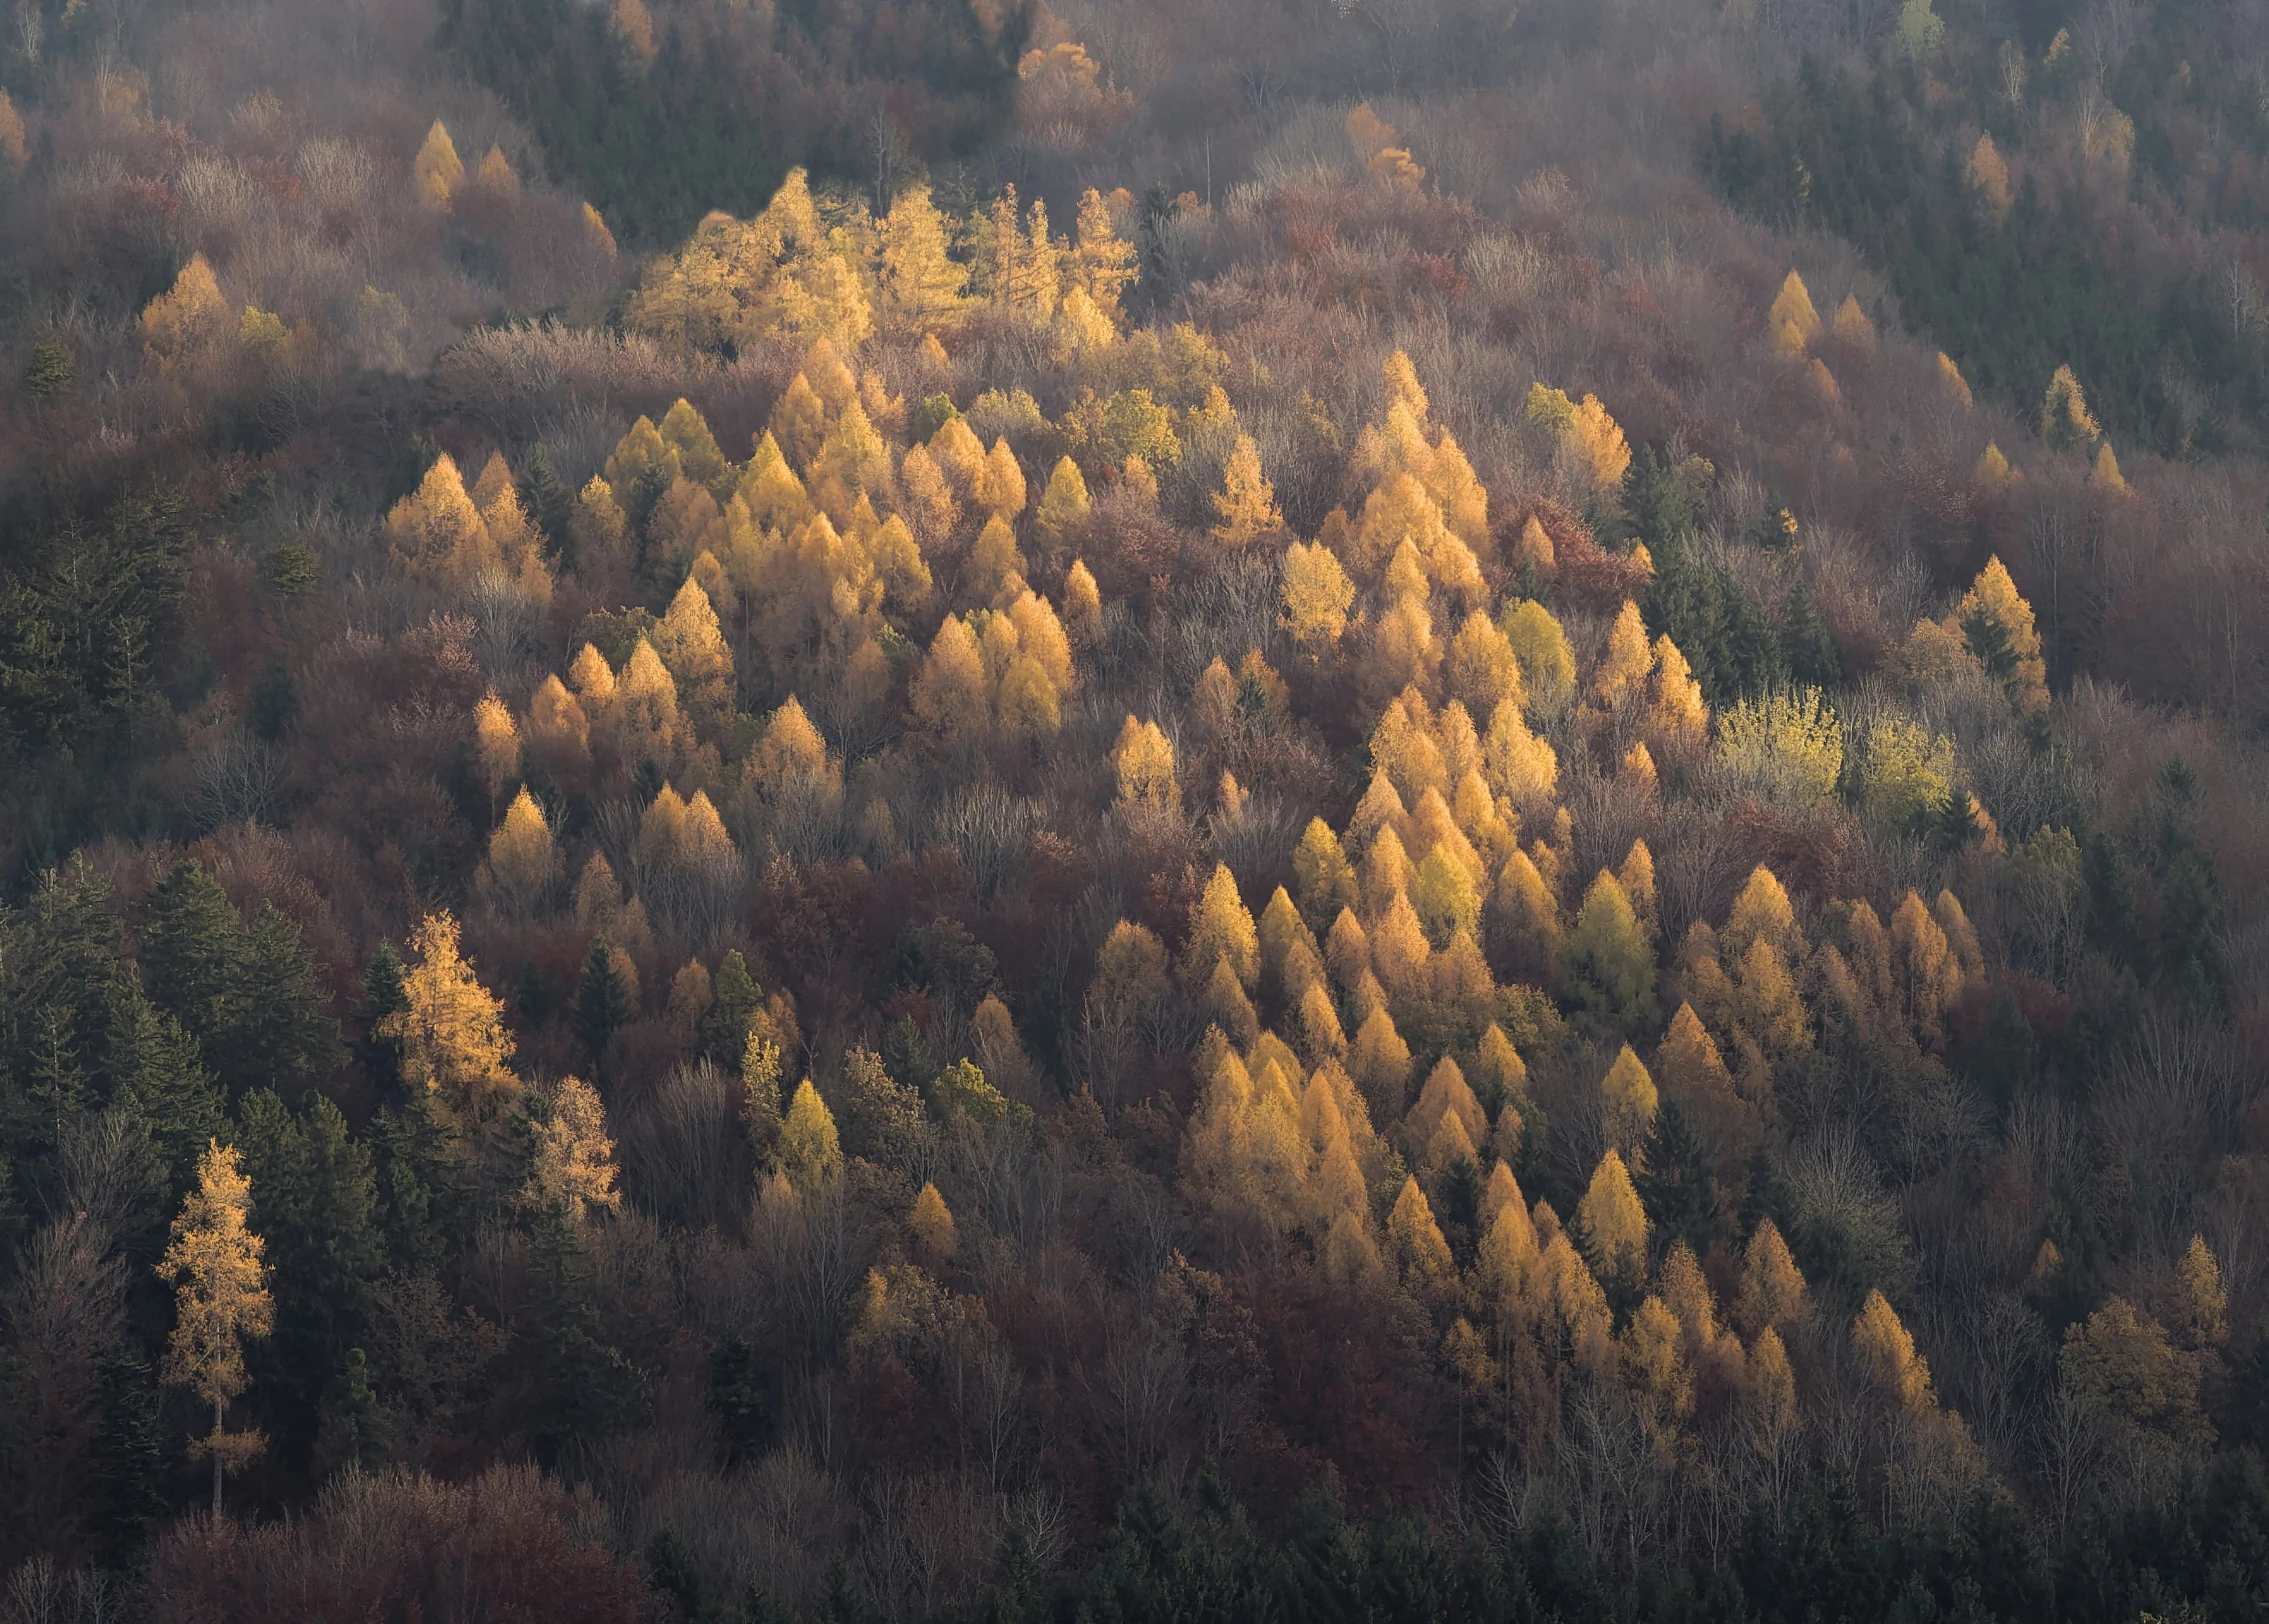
[1956,555,2048,710]
[1211,435,1282,546]
[1564,870,1657,1028]
[1292,819,1359,933]
[524,1075,621,1223]
[778,1080,842,1191]
[1036,456,1091,535]
[910,1182,957,1266]
[413,121,463,207]
[1734,1218,1810,1336]
[878,184,971,334]
[1852,1289,1933,1413]
[1074,188,1138,315]
[1388,1177,1456,1302]
[140,861,246,1082]
[140,255,229,356]
[1183,865,1259,991]
[1281,540,1356,650]
[1111,716,1180,814]
[380,913,520,1127]
[472,692,520,816]
[1768,270,1820,355]
[0,90,24,175]
[2040,364,2100,452]
[158,1141,274,1513]
[2089,442,2125,494]
[1500,600,1575,714]
[1592,601,1652,710]
[236,1091,382,1452]
[1598,1044,1659,1153]
[1578,1148,1648,1285]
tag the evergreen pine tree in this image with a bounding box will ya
[89,1351,165,1565]
[1635,1100,1719,1261]
[140,862,247,1083]
[237,1090,383,1462]
[574,939,636,1068]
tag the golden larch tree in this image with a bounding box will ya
[413,120,464,207]
[1212,434,1282,546]
[378,911,521,1128]
[1579,1149,1649,1285]
[1768,270,1820,355]
[159,1141,274,1513]
[525,1074,622,1222]
[779,1079,844,1192]
[1956,555,2048,710]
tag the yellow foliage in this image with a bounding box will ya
[1112,715,1180,814]
[486,788,557,901]
[1768,269,1821,356]
[1593,601,1652,710]
[1293,819,1359,933]
[2090,442,2126,493]
[141,254,229,356]
[779,1079,844,1191]
[471,692,520,809]
[582,202,618,258]
[2172,1236,2228,1351]
[2041,364,2101,451]
[910,1182,958,1265]
[611,0,656,58]
[378,912,520,1125]
[1184,864,1259,991]
[413,120,463,207]
[1966,133,2011,213]
[1037,455,1092,533]
[159,1140,273,1416]
[0,91,24,172]
[1501,599,1575,714]
[1937,351,1973,407]
[2060,1296,2207,1445]
[1599,1044,1659,1152]
[526,1075,622,1222]
[1852,1289,1933,1413]
[1832,295,1875,350]
[1388,1177,1456,1299]
[627,170,872,353]
[1716,687,1843,804]
[1212,434,1282,546]
[1957,555,2049,710]
[1735,1218,1810,1336]
[1579,1149,1648,1283]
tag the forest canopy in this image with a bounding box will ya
[3,0,2269,1617]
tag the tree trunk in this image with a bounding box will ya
[212,1399,225,1515]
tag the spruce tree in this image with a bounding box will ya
[574,939,636,1066]
[139,862,247,1084]
[701,949,761,1066]
[237,1090,383,1461]
[1636,1101,1719,1261]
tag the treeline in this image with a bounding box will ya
[442,0,1028,249]
[1704,45,2269,457]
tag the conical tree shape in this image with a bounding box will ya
[1564,869,1657,1028]
[1852,1289,1933,1413]
[1212,434,1282,546]
[413,120,463,207]
[159,1141,274,1512]
[1734,1218,1810,1336]
[1388,1177,1456,1301]
[1578,1148,1648,1284]
[1769,270,1820,355]
[779,1080,843,1192]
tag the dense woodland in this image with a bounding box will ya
[3,0,2269,1616]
